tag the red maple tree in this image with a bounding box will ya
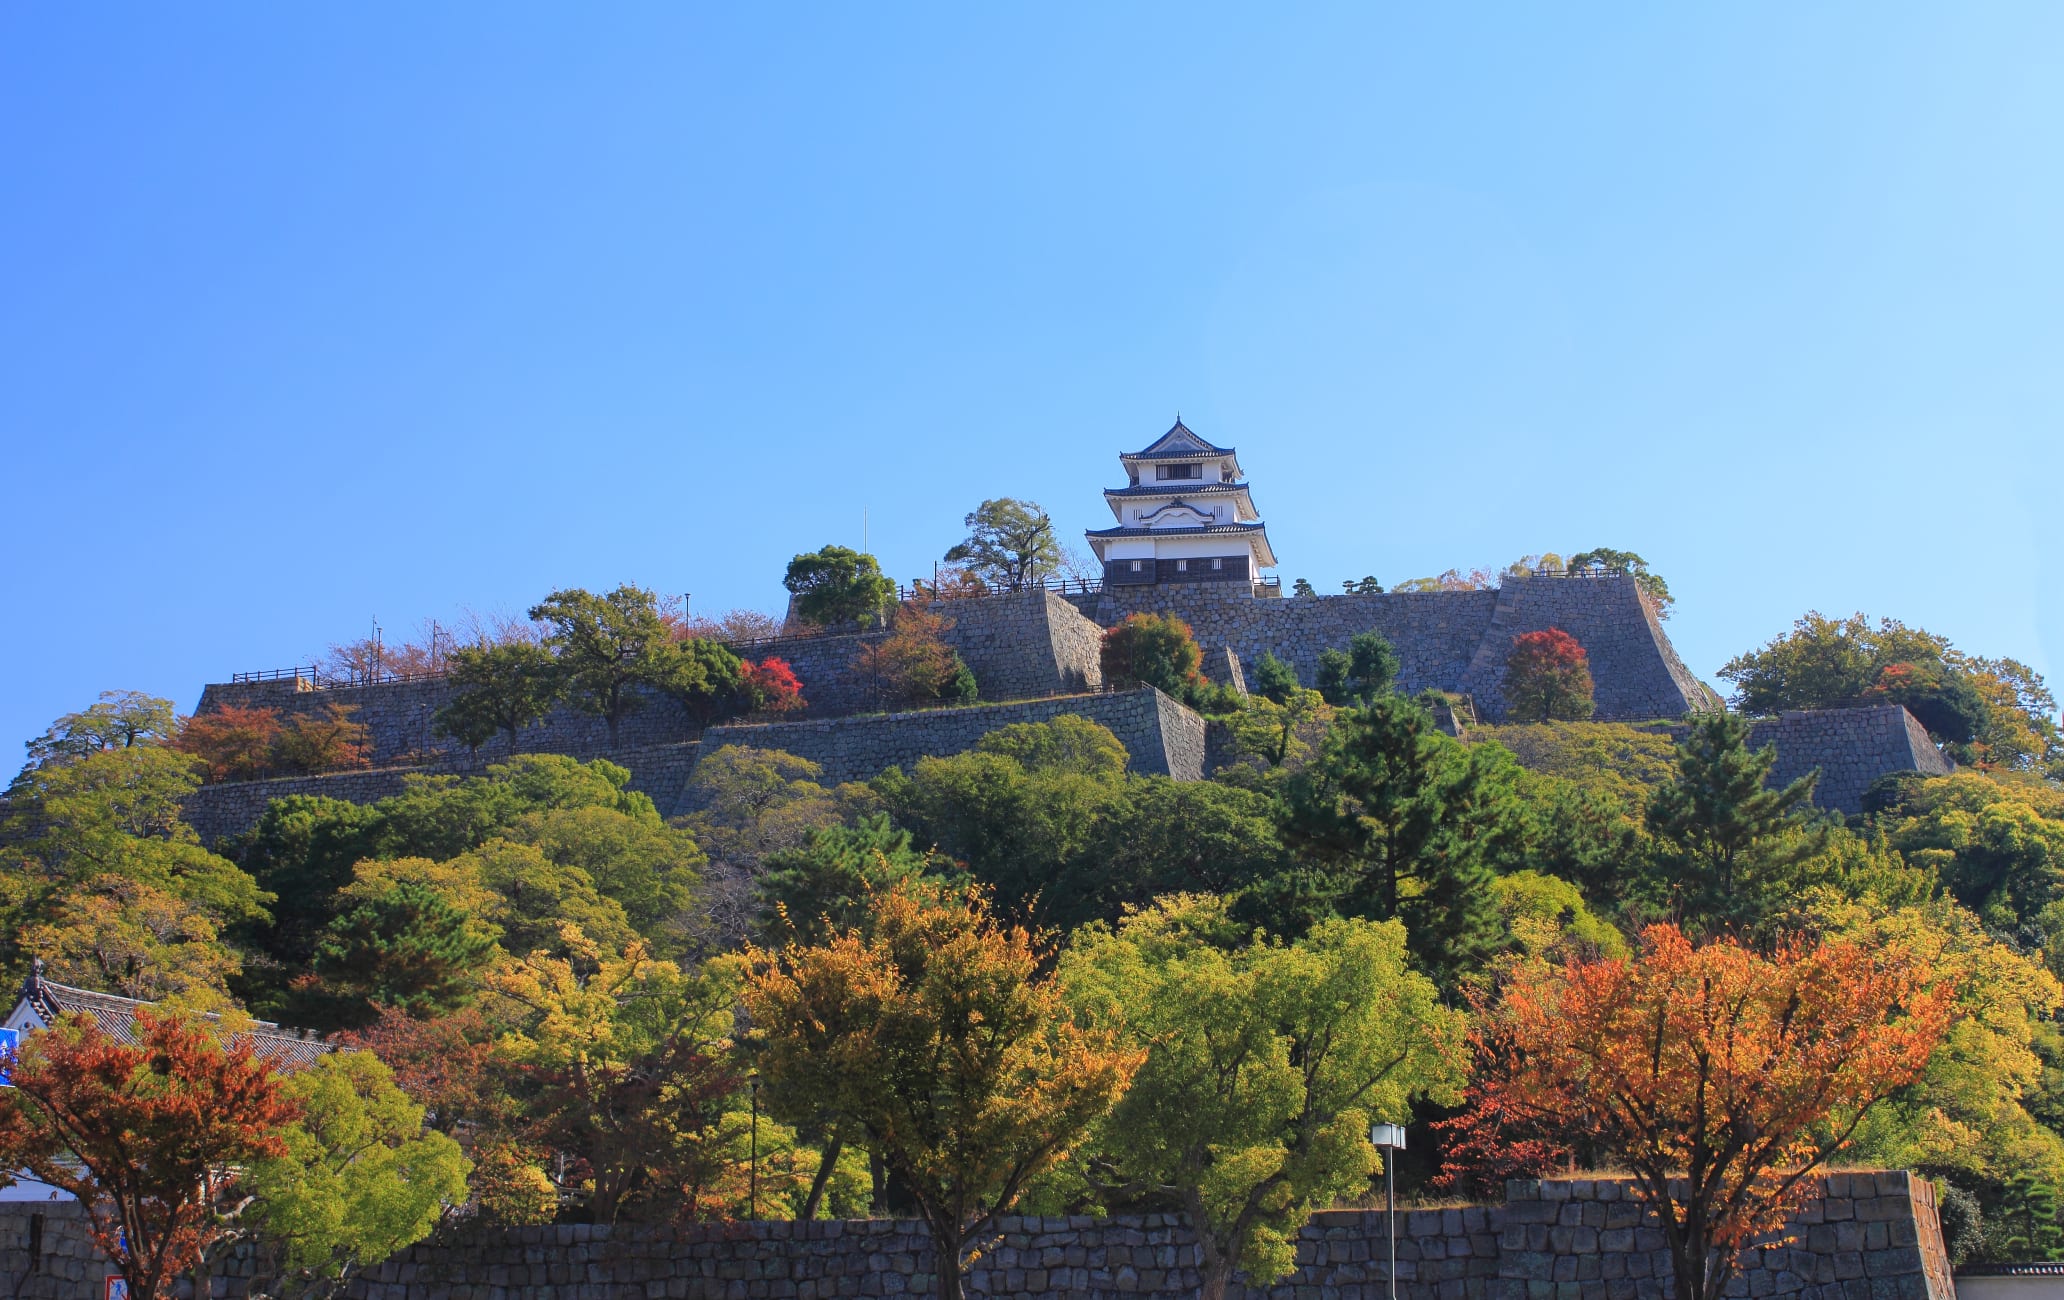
[1458,925,1956,1300]
[0,1010,302,1300]
[1502,627,1596,721]
[743,657,807,715]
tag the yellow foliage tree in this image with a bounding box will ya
[741,882,1139,1300]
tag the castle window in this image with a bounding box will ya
[1177,559,1188,572]
[1157,463,1201,481]
[1130,560,1142,572]
[1212,557,1223,570]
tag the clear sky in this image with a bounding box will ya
[4,5,2061,752]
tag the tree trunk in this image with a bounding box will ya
[929,1218,963,1300]
[803,1133,843,1221]
[1186,1187,1236,1300]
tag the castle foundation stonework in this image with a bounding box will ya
[0,1172,1955,1300]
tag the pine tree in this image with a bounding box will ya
[1284,694,1515,983]
[1642,713,1823,932]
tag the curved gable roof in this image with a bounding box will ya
[1125,419,1233,460]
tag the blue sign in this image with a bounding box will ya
[0,1026,17,1086]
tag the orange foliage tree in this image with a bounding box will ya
[273,702,374,774]
[742,882,1140,1300]
[852,606,975,709]
[175,705,283,781]
[1460,925,1957,1300]
[0,1010,301,1300]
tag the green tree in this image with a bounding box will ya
[974,714,1129,780]
[784,545,895,628]
[1567,547,1674,618]
[1249,651,1301,705]
[754,814,950,944]
[679,746,851,870]
[21,691,180,774]
[943,498,1062,588]
[490,937,757,1224]
[1873,773,2064,939]
[1720,611,1949,715]
[1218,689,1328,773]
[309,883,498,1026]
[1282,695,1516,982]
[1314,631,1400,707]
[1291,578,1317,598]
[226,756,680,1012]
[433,642,560,753]
[1993,1173,2064,1262]
[244,1051,471,1300]
[1641,712,1825,932]
[507,803,704,953]
[527,585,671,745]
[1100,612,1203,696]
[1060,896,1466,1300]
[873,750,1110,924]
[647,636,749,728]
[0,748,271,988]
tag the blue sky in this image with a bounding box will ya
[4,5,2061,751]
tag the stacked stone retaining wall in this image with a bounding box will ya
[0,1172,1947,1300]
[1748,705,1955,817]
[1072,576,1712,722]
[698,687,1204,788]
[179,741,703,844]
[194,677,702,769]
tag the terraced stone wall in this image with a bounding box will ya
[697,687,1204,788]
[1071,575,1712,721]
[178,741,703,844]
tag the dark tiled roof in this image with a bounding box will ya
[1083,521,1269,538]
[1104,482,1250,497]
[1125,420,1234,460]
[1959,1265,2064,1276]
[16,972,332,1072]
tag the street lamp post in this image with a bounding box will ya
[1371,1123,1407,1300]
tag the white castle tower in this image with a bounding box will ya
[1085,420,1276,589]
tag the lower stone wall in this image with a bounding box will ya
[179,741,704,844]
[1749,705,1955,816]
[699,687,1204,787]
[0,1173,1953,1300]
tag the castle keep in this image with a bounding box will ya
[179,421,1950,840]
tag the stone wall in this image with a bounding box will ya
[698,687,1205,787]
[1748,705,1955,816]
[194,677,703,769]
[0,1173,1953,1300]
[1069,575,1712,722]
[179,741,704,844]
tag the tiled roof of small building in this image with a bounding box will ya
[1124,420,1234,460]
[14,968,332,1072]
